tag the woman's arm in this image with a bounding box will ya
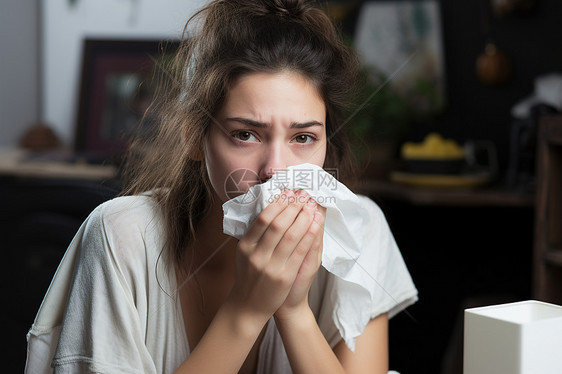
[333,313,389,374]
[275,306,345,374]
[275,309,388,374]
[175,189,320,373]
[173,302,269,374]
[271,194,389,374]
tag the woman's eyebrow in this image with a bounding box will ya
[225,117,324,129]
[290,121,324,129]
[226,117,268,128]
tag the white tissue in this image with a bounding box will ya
[512,73,562,119]
[222,163,375,351]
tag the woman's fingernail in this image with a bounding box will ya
[297,189,308,197]
[306,198,317,209]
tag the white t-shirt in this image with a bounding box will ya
[26,195,417,374]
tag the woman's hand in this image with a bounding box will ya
[275,201,325,319]
[225,188,321,322]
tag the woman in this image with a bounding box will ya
[26,1,417,373]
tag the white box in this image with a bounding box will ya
[463,300,562,374]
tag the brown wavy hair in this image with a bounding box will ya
[121,0,361,274]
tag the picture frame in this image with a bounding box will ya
[74,39,180,158]
[354,0,446,115]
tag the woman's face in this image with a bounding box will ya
[205,71,327,202]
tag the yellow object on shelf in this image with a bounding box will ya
[390,171,492,188]
[401,132,465,160]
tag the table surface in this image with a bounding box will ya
[357,178,535,208]
[0,148,117,181]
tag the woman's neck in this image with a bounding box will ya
[188,197,237,273]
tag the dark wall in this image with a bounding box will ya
[383,201,534,374]
[343,0,562,172]
[435,0,562,170]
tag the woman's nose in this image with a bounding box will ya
[258,143,287,182]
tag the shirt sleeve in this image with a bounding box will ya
[357,195,418,320]
[312,195,418,348]
[49,201,157,374]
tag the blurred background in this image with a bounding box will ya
[1,0,562,373]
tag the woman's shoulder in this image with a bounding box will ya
[95,193,159,216]
[90,194,162,230]
[77,194,168,283]
[82,194,165,257]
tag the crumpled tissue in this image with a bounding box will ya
[222,163,376,351]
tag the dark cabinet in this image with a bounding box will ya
[534,115,562,304]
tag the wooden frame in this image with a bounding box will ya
[74,39,179,157]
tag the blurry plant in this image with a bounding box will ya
[348,68,409,141]
[345,65,445,166]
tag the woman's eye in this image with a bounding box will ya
[233,131,257,142]
[293,134,314,144]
